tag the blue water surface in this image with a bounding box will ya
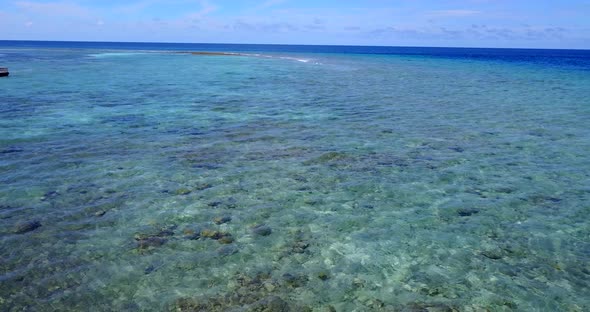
[1,41,589,311]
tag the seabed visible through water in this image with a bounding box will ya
[0,44,589,311]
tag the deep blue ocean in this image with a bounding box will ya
[1,41,589,311]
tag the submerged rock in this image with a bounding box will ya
[208,201,223,208]
[201,229,223,239]
[214,216,232,225]
[13,220,42,234]
[352,278,366,288]
[134,227,175,241]
[252,224,272,236]
[195,183,213,191]
[40,190,60,201]
[282,273,307,288]
[481,249,504,260]
[175,188,192,196]
[136,237,167,249]
[172,293,294,312]
[457,208,479,217]
[398,302,457,312]
[249,296,289,312]
[171,269,319,311]
[217,245,238,257]
[317,272,330,281]
[219,235,234,244]
[172,297,211,312]
[304,151,348,165]
[201,229,233,243]
[144,265,156,274]
[0,148,23,154]
[292,241,310,254]
[284,229,312,255]
[183,228,201,240]
[235,270,272,289]
[528,194,561,204]
[134,226,176,249]
[481,244,505,260]
[494,187,515,194]
[315,151,347,162]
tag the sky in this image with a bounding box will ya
[0,0,589,49]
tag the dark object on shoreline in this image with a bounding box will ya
[0,68,8,77]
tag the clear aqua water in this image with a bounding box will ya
[1,42,589,311]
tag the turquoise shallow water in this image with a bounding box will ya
[1,43,590,311]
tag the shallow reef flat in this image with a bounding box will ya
[0,45,589,311]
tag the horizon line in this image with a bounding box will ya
[1,39,589,52]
